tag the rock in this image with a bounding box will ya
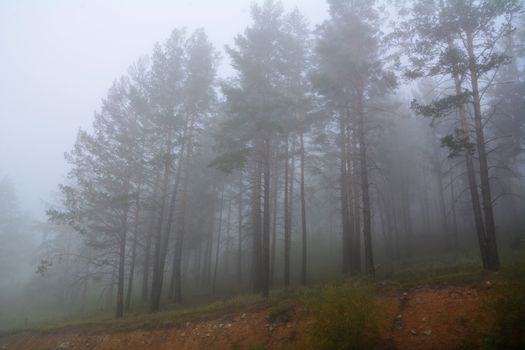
[219,323,224,328]
[485,280,492,289]
[225,323,232,328]
[396,314,403,320]
[57,343,70,349]
[423,330,432,336]
[241,313,247,319]
[409,329,417,335]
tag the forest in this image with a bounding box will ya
[1,0,524,348]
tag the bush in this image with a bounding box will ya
[305,280,380,350]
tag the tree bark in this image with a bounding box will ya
[237,171,244,287]
[447,34,488,270]
[125,187,141,311]
[466,30,500,272]
[299,125,307,286]
[283,135,291,286]
[356,85,374,277]
[213,186,225,295]
[261,137,271,297]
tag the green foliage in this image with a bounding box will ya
[441,129,475,158]
[410,93,470,121]
[305,280,380,350]
[208,149,250,174]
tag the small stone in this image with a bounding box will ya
[181,333,186,337]
[241,313,247,319]
[409,329,417,335]
[219,323,224,328]
[396,314,403,320]
[403,292,408,297]
[423,330,432,336]
[485,281,492,289]
[206,333,211,337]
[186,321,191,327]
[225,323,232,328]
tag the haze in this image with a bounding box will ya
[0,0,328,217]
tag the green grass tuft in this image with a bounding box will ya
[305,280,381,350]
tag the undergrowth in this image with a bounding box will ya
[480,258,525,349]
[305,280,382,350]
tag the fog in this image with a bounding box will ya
[0,0,328,217]
[0,0,524,345]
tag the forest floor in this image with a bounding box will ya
[1,258,524,350]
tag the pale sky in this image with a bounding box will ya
[0,0,328,218]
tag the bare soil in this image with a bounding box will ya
[0,285,486,350]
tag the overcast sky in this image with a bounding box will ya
[0,0,328,218]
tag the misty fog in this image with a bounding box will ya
[0,0,524,348]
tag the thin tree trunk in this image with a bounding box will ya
[447,34,488,269]
[168,119,194,303]
[237,171,243,287]
[125,187,141,311]
[283,135,291,286]
[116,183,130,318]
[270,151,279,286]
[339,111,351,275]
[299,126,307,286]
[261,137,271,297]
[252,159,263,293]
[466,31,500,271]
[347,110,360,274]
[149,139,173,313]
[357,85,374,277]
[213,187,225,295]
[449,162,459,248]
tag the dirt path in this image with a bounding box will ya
[0,286,484,350]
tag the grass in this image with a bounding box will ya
[0,293,268,336]
[304,279,382,350]
[478,257,525,349]
[3,250,524,350]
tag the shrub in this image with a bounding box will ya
[305,280,380,350]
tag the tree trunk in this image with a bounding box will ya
[237,171,244,287]
[252,159,263,293]
[299,126,307,286]
[116,185,130,318]
[339,110,351,275]
[447,34,488,270]
[466,31,500,272]
[213,187,225,295]
[283,135,291,286]
[270,150,279,286]
[125,187,141,311]
[357,85,374,277]
[149,140,173,313]
[168,119,194,303]
[261,137,271,297]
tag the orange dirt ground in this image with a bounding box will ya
[0,286,485,350]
